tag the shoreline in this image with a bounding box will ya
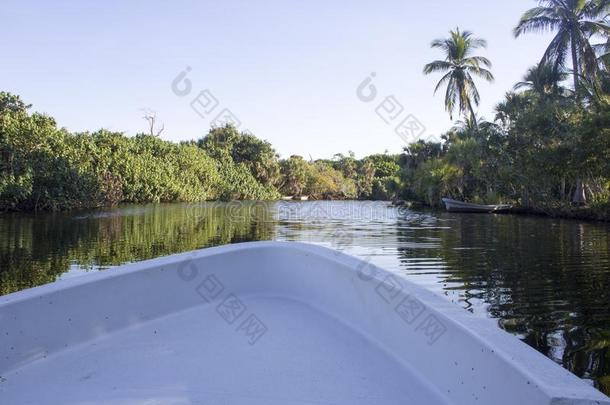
[501,205,610,223]
[3,199,609,223]
[393,200,610,223]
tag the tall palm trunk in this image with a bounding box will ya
[571,32,580,100]
[570,33,586,205]
[466,99,478,132]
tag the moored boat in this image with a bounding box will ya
[0,242,607,404]
[442,197,512,213]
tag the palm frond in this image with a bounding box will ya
[423,60,453,74]
[581,20,610,37]
[434,71,454,95]
[575,28,601,80]
[445,79,457,119]
[540,28,571,73]
[514,80,533,91]
[463,56,492,69]
[583,0,610,18]
[514,7,562,37]
[430,39,450,52]
[468,67,495,82]
[464,73,481,106]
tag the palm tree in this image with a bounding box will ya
[423,28,494,127]
[514,63,571,98]
[514,0,610,99]
[515,0,610,204]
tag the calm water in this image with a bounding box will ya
[1,201,609,394]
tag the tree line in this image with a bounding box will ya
[0,93,405,211]
[1,0,609,218]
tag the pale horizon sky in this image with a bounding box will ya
[1,0,554,159]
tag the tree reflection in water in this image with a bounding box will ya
[395,213,609,395]
[0,202,608,394]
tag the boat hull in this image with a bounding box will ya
[0,242,607,404]
[442,198,511,213]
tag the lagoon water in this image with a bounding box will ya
[1,201,609,394]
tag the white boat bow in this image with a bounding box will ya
[0,242,608,404]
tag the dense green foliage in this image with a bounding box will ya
[0,93,283,210]
[414,1,610,216]
[403,98,610,211]
[0,93,410,210]
[1,1,609,217]
[1,78,608,215]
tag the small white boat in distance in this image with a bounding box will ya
[1,242,608,405]
[443,197,512,213]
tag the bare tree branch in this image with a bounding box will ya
[141,108,165,137]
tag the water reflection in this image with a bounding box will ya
[0,201,608,394]
[0,203,275,294]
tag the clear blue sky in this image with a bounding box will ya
[1,0,553,159]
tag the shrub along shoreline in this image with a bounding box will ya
[0,92,608,221]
